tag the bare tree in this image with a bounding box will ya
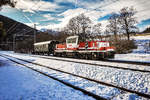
[0,0,16,9]
[0,0,16,42]
[78,14,92,39]
[67,13,92,42]
[119,7,138,41]
[106,13,120,41]
[67,17,79,35]
[92,23,102,40]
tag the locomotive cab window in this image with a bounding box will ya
[67,38,75,43]
[67,37,78,44]
[98,42,110,47]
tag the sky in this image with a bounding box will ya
[0,0,150,32]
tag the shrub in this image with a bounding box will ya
[113,39,137,54]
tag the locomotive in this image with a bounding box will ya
[34,35,115,59]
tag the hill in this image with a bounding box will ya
[0,15,36,42]
[0,15,37,51]
[0,15,68,52]
[143,27,150,33]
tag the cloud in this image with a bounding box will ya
[55,0,150,29]
[2,0,149,32]
[0,6,13,13]
[54,0,75,4]
[14,0,60,13]
[24,22,34,27]
[36,23,63,31]
[55,8,86,29]
[104,0,150,23]
[36,8,103,31]
[42,14,56,20]
[72,0,150,32]
[35,0,150,32]
[24,22,39,28]
[58,8,102,27]
[78,0,150,23]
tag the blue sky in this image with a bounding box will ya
[0,0,150,32]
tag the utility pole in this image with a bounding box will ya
[13,34,16,52]
[34,24,36,44]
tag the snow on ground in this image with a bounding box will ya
[7,56,123,99]
[114,53,150,62]
[1,35,150,99]
[3,50,149,72]
[13,52,150,74]
[131,35,150,40]
[0,51,149,100]
[0,56,95,100]
[0,35,150,100]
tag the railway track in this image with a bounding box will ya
[1,53,150,99]
[32,54,150,66]
[104,59,150,66]
[0,54,106,100]
[30,55,150,73]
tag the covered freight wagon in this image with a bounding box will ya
[34,40,59,55]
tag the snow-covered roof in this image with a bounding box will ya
[34,41,51,46]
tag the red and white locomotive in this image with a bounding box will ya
[54,35,115,59]
[34,35,115,59]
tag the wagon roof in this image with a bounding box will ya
[34,41,51,46]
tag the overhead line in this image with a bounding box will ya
[4,0,41,34]
[7,23,20,35]
[6,22,18,33]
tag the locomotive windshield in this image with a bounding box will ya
[67,37,77,44]
[66,36,79,49]
[67,38,75,43]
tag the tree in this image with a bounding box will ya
[92,23,102,40]
[67,17,79,35]
[67,13,92,42]
[0,0,16,42]
[119,7,138,41]
[78,14,92,40]
[143,27,150,33]
[0,0,16,9]
[106,13,120,42]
